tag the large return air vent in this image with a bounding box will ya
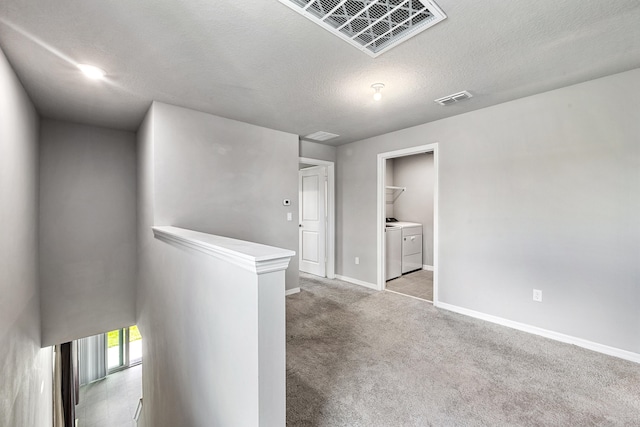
[278,0,447,58]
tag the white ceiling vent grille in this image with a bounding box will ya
[279,0,447,58]
[434,90,473,106]
[304,131,340,141]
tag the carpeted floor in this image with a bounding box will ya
[286,273,640,426]
[386,269,433,301]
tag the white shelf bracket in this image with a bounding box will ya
[385,186,406,202]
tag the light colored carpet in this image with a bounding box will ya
[386,269,433,301]
[286,273,640,426]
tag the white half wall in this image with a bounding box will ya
[142,227,291,426]
[337,68,640,354]
[137,102,299,426]
[39,120,137,346]
[0,47,52,427]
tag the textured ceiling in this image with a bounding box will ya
[0,0,639,146]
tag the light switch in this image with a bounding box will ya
[287,212,292,221]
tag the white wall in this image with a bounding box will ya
[337,69,640,354]
[0,48,53,427]
[152,102,299,290]
[137,102,298,426]
[392,153,434,266]
[299,140,337,163]
[136,107,156,427]
[39,120,137,346]
[385,159,394,218]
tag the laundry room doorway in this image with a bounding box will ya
[377,144,438,303]
[299,157,335,279]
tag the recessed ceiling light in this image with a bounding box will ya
[371,83,385,101]
[77,64,106,80]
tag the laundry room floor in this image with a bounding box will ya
[385,269,433,301]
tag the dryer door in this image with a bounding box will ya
[402,234,423,273]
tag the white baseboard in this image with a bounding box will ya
[422,265,434,271]
[335,275,379,290]
[285,287,300,296]
[385,288,433,303]
[435,301,640,364]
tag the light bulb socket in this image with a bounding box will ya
[371,83,385,101]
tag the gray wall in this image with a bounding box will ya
[136,107,155,427]
[137,102,299,425]
[392,153,435,266]
[0,48,52,427]
[39,120,137,346]
[337,68,640,353]
[152,102,300,289]
[299,140,337,163]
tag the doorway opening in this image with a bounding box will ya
[377,144,439,303]
[76,326,143,426]
[298,157,335,279]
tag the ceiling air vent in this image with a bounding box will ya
[304,131,340,141]
[434,90,473,106]
[279,0,447,58]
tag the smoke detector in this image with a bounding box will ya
[279,0,447,58]
[304,131,340,141]
[434,90,473,106]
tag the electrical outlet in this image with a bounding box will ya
[533,289,542,302]
[355,257,360,265]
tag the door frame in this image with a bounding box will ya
[376,144,439,303]
[298,166,327,277]
[299,157,335,279]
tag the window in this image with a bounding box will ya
[107,326,143,372]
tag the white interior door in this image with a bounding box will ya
[299,166,326,277]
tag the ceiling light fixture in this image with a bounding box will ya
[77,64,106,80]
[371,83,385,101]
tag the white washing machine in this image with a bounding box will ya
[386,219,423,276]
